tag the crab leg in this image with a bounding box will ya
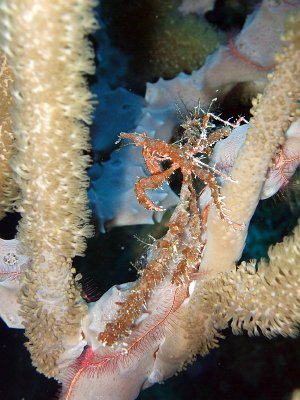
[135,164,178,211]
[142,147,164,174]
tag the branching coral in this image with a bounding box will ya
[200,8,300,275]
[0,0,97,377]
[0,51,19,219]
[188,219,300,355]
[0,1,299,400]
[53,11,300,399]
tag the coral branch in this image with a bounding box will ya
[0,51,19,218]
[0,2,299,400]
[0,0,97,377]
[200,12,300,275]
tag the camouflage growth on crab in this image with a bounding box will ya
[120,107,246,228]
[97,109,246,346]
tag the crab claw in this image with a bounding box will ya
[135,165,178,211]
[119,132,148,146]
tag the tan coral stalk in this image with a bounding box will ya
[0,51,19,219]
[0,0,97,377]
[186,13,300,364]
[201,13,300,274]
[188,218,300,358]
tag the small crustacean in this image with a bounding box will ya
[98,111,246,347]
[120,109,245,227]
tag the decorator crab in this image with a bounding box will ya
[120,107,246,228]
